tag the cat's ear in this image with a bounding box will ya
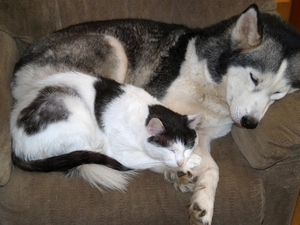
[147,118,165,136]
[187,114,201,130]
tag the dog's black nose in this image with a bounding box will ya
[241,116,258,129]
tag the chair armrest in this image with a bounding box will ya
[232,91,300,169]
[0,31,19,186]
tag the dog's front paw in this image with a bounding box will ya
[164,170,198,192]
[189,203,209,225]
[188,185,214,225]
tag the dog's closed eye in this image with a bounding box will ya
[250,73,258,86]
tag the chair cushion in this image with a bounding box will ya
[232,91,300,169]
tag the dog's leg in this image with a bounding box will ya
[165,134,218,225]
[188,141,218,225]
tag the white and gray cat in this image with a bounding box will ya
[10,72,200,191]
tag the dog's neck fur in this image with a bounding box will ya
[161,38,232,138]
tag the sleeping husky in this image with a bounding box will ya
[11,4,300,225]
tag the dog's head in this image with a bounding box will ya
[209,4,300,128]
[226,59,293,129]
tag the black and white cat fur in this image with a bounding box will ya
[10,71,200,191]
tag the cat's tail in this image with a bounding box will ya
[12,151,135,192]
[72,164,135,192]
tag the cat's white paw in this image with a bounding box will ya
[188,185,214,225]
[186,153,202,170]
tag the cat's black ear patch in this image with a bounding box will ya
[146,104,197,149]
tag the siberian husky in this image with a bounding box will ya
[11,4,300,225]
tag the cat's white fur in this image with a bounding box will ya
[11,72,199,191]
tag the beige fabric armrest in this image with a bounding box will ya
[0,31,19,186]
[232,91,300,169]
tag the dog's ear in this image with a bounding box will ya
[231,4,263,50]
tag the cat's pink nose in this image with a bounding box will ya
[177,160,184,167]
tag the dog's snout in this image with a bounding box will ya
[241,116,258,129]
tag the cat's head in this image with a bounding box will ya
[144,105,200,168]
